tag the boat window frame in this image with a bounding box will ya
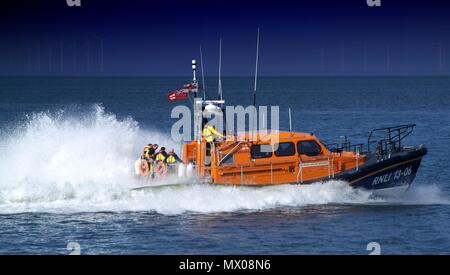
[297,140,323,157]
[274,142,296,157]
[220,153,235,165]
[250,144,273,159]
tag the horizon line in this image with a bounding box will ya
[1,74,449,78]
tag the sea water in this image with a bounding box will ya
[0,76,449,254]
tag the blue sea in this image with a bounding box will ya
[0,76,449,254]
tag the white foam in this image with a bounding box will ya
[386,184,450,205]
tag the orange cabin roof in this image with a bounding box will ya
[228,131,317,143]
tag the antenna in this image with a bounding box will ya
[192,59,197,97]
[289,108,292,132]
[192,59,197,82]
[251,28,260,140]
[218,38,223,100]
[200,45,206,100]
[253,28,260,106]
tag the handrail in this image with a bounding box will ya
[326,124,416,155]
[297,160,302,183]
[219,159,299,170]
[218,141,243,166]
[217,140,240,152]
[367,124,415,153]
[297,159,330,184]
[325,142,365,154]
[356,146,360,171]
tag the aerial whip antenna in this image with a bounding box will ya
[253,28,260,106]
[192,59,197,97]
[251,28,260,140]
[200,45,206,100]
[192,59,197,82]
[218,38,223,101]
[289,108,292,132]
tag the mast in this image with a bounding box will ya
[253,28,260,106]
[192,59,197,97]
[200,45,206,100]
[251,28,260,140]
[192,59,197,82]
[218,38,223,101]
[289,108,292,132]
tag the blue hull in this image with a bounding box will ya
[350,157,423,190]
[338,146,427,191]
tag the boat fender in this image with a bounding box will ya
[178,163,186,178]
[139,159,150,177]
[134,159,141,175]
[155,161,168,177]
[186,163,194,178]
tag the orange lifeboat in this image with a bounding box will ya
[172,60,426,194]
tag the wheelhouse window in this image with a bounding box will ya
[251,144,273,159]
[221,153,234,164]
[274,142,295,157]
[297,140,322,156]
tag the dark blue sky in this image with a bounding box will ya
[1,0,449,76]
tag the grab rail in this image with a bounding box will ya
[367,124,415,153]
[297,160,330,184]
[218,141,243,166]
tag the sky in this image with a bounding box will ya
[0,0,449,76]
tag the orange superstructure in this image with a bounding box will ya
[183,131,365,186]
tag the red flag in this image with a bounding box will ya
[167,82,198,101]
[167,89,189,101]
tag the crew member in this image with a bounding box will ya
[142,143,152,160]
[202,123,223,149]
[146,144,159,179]
[155,147,168,162]
[148,144,159,160]
[165,149,183,164]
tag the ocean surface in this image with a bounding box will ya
[0,76,449,254]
